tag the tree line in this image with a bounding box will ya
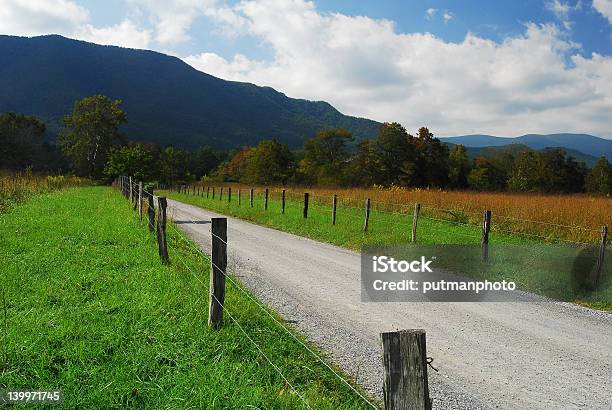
[1,94,611,195]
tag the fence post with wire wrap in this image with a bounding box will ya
[146,186,155,233]
[138,182,143,224]
[209,217,227,329]
[412,203,421,243]
[593,225,608,287]
[156,196,169,264]
[381,329,432,410]
[482,210,492,262]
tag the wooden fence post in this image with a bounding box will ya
[138,182,143,224]
[208,217,227,329]
[220,187,223,201]
[364,198,371,232]
[238,188,241,206]
[156,197,169,264]
[250,188,254,208]
[303,192,309,218]
[412,203,421,243]
[228,187,232,203]
[132,181,138,211]
[332,194,337,225]
[212,187,216,199]
[381,329,431,410]
[593,225,608,288]
[147,188,155,233]
[282,189,286,214]
[482,210,492,261]
[207,186,210,199]
[265,188,269,210]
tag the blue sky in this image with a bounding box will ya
[1,0,611,137]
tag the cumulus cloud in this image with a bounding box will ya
[593,0,612,24]
[185,0,612,137]
[127,0,218,44]
[0,0,151,48]
[443,10,454,24]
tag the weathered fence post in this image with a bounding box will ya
[303,192,309,218]
[156,197,169,264]
[147,187,155,233]
[228,187,232,203]
[381,329,431,410]
[207,186,210,199]
[138,182,143,224]
[593,225,608,288]
[482,210,492,262]
[212,187,216,199]
[238,188,241,206]
[412,203,421,243]
[208,217,227,329]
[282,189,286,214]
[364,198,371,232]
[250,188,254,208]
[332,194,337,225]
[220,187,223,201]
[265,188,269,210]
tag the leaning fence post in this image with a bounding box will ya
[381,329,431,410]
[332,194,337,225]
[147,187,155,232]
[209,217,227,329]
[364,198,371,232]
[482,210,492,261]
[138,182,143,224]
[156,197,169,264]
[412,203,421,243]
[265,188,269,210]
[303,192,309,218]
[250,188,254,208]
[593,225,608,288]
[228,187,232,203]
[282,189,286,214]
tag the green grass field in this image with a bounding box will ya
[159,188,611,311]
[0,187,372,408]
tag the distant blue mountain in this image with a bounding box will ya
[440,134,612,160]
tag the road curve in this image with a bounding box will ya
[167,198,612,409]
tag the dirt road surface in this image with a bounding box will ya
[167,198,612,409]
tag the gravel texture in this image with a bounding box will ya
[168,199,612,409]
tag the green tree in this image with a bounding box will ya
[60,95,126,178]
[159,146,187,185]
[189,145,224,179]
[350,139,379,186]
[374,122,414,186]
[0,112,46,169]
[244,139,295,184]
[448,144,471,188]
[467,157,507,191]
[300,128,353,185]
[406,127,449,187]
[104,143,158,181]
[585,157,612,195]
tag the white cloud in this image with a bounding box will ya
[0,0,89,36]
[126,0,217,45]
[546,0,571,20]
[185,0,612,137]
[443,10,454,24]
[78,20,151,49]
[425,8,437,20]
[593,0,612,24]
[0,0,150,48]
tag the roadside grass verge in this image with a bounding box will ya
[159,188,611,312]
[0,172,89,214]
[0,186,372,408]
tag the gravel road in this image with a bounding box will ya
[167,198,612,409]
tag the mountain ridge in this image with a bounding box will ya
[0,34,379,149]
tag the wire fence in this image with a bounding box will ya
[116,176,377,409]
[168,184,608,247]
